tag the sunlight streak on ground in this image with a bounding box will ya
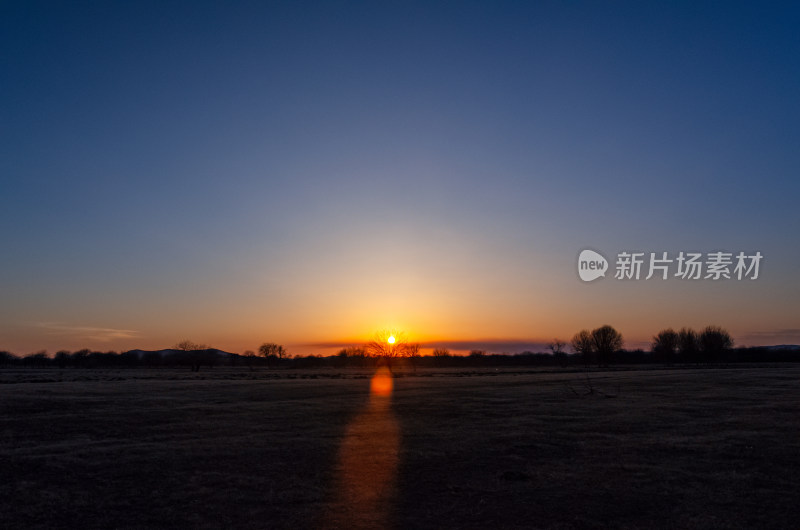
[370,366,394,397]
[321,367,399,528]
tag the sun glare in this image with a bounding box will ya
[387,335,396,344]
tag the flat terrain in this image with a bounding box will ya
[1,366,799,529]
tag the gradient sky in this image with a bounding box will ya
[2,1,799,355]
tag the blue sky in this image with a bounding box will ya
[2,1,799,354]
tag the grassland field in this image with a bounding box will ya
[1,365,799,529]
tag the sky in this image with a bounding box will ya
[2,1,799,355]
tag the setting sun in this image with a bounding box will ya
[2,2,798,529]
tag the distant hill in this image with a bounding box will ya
[124,348,237,359]
[122,348,238,371]
[761,345,800,351]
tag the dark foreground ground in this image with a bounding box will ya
[1,366,799,529]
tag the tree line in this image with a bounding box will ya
[1,326,797,370]
[568,324,739,366]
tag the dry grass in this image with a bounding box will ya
[1,366,799,528]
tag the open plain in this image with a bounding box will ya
[2,366,799,529]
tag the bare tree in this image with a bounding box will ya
[364,330,419,371]
[258,342,287,368]
[365,330,404,358]
[652,328,679,364]
[0,351,16,367]
[566,329,622,397]
[407,342,421,371]
[592,325,623,366]
[339,346,366,357]
[174,339,207,351]
[678,327,699,363]
[432,347,450,366]
[699,325,734,362]
[335,346,367,367]
[548,339,568,365]
[24,351,50,368]
[173,340,209,371]
[242,350,256,370]
[54,350,71,369]
[548,339,566,355]
[571,329,594,366]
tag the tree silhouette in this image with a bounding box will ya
[652,328,679,364]
[174,340,207,352]
[548,339,568,365]
[72,349,90,368]
[406,343,421,371]
[591,325,623,366]
[338,346,367,357]
[23,351,49,368]
[242,350,256,370]
[334,347,367,367]
[571,329,594,366]
[432,348,450,366]
[173,340,209,371]
[678,328,699,363]
[0,351,16,367]
[365,330,419,370]
[699,325,734,363]
[54,350,71,369]
[258,342,287,368]
[548,339,566,355]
